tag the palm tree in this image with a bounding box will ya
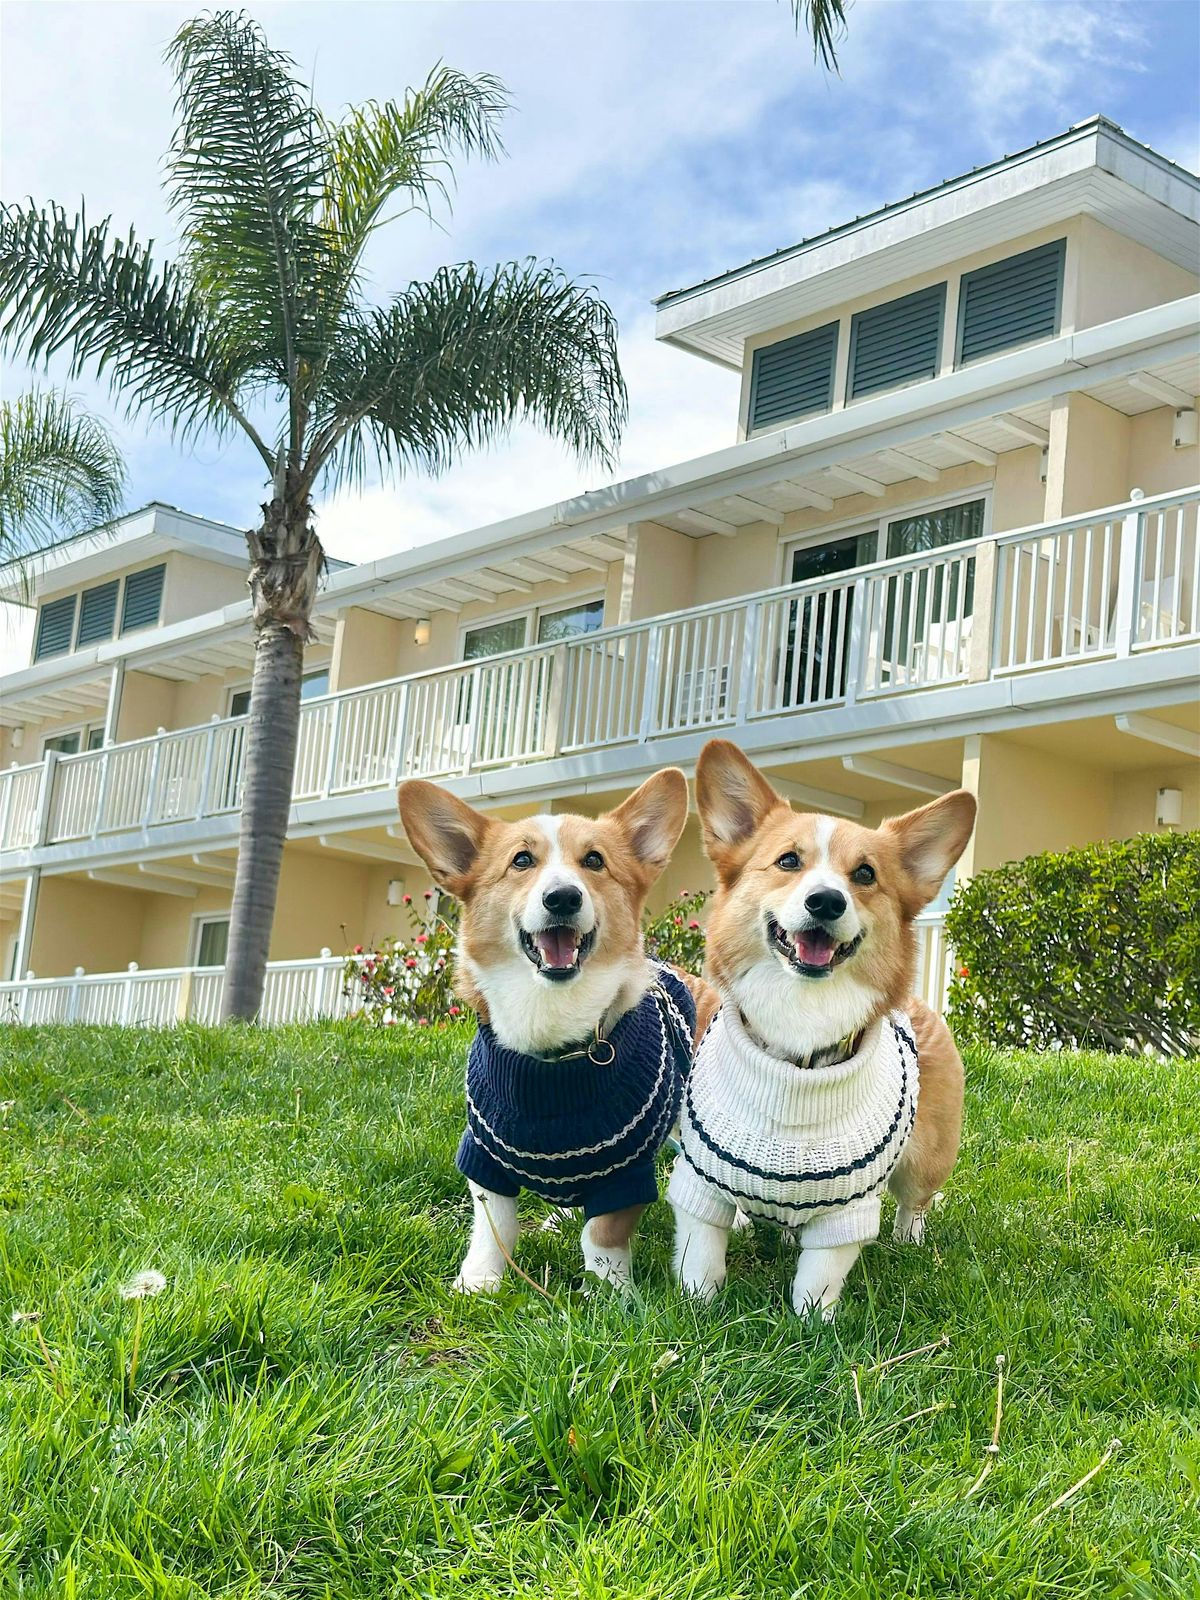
[0,390,125,559]
[0,11,626,1020]
[791,0,848,67]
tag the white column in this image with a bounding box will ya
[103,660,125,745]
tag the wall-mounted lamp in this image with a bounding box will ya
[413,617,431,647]
[1174,409,1198,450]
[10,726,23,750]
[386,878,405,906]
[1156,787,1182,828]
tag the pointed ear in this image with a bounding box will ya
[605,767,689,878]
[695,740,787,867]
[883,790,977,909]
[397,780,492,898]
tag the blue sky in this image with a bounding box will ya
[2,0,1197,664]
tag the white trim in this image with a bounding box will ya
[41,720,104,758]
[456,590,606,662]
[778,485,993,582]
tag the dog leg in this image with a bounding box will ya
[581,1204,646,1289]
[455,1184,518,1293]
[893,1204,927,1244]
[791,1242,862,1320]
[672,1207,729,1302]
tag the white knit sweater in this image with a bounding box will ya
[668,1007,919,1249]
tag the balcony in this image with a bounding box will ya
[2,488,1197,866]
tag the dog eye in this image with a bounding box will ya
[851,863,876,885]
[582,850,604,871]
[776,851,800,871]
[511,850,535,870]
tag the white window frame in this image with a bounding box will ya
[778,485,993,586]
[40,721,105,757]
[189,913,231,968]
[226,664,331,716]
[456,590,606,661]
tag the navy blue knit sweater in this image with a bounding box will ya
[456,964,695,1217]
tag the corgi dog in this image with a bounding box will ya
[397,770,696,1293]
[669,739,976,1318]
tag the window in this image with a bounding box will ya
[782,532,876,706]
[76,580,119,647]
[229,668,329,719]
[44,731,82,756]
[748,321,839,432]
[536,598,604,643]
[120,564,165,635]
[33,595,77,662]
[193,917,230,968]
[885,498,985,559]
[848,283,946,400]
[957,239,1065,366]
[462,616,528,659]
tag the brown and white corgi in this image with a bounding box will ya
[670,739,976,1318]
[397,770,696,1293]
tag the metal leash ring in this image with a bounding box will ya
[587,1036,617,1067]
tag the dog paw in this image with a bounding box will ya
[453,1266,504,1294]
[892,1206,927,1245]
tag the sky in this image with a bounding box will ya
[2,0,1198,668]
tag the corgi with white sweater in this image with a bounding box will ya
[671,740,976,1318]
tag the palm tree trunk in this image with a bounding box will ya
[220,489,322,1021]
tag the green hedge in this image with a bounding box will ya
[946,830,1199,1056]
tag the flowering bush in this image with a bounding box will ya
[343,892,462,1027]
[643,889,709,976]
[345,886,710,1025]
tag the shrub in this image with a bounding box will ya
[643,888,710,976]
[946,830,1199,1056]
[343,893,461,1027]
[345,889,710,1025]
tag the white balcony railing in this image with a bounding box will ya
[0,915,955,1024]
[1,489,1196,859]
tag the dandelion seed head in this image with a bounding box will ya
[120,1269,167,1300]
[11,1309,40,1326]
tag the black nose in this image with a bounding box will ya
[542,883,583,917]
[804,886,847,922]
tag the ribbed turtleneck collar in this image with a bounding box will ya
[707,1006,890,1127]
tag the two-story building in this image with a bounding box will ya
[2,115,1197,1022]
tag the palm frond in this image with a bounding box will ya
[0,203,270,463]
[789,0,848,68]
[0,391,126,555]
[166,10,333,401]
[323,66,509,253]
[310,259,627,490]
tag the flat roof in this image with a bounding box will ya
[654,116,1200,368]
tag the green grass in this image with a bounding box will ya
[1,1024,1197,1600]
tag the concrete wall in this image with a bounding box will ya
[28,876,148,978]
[1111,761,1200,837]
[161,553,246,626]
[960,732,1115,875]
[1073,217,1198,330]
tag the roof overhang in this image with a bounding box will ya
[0,503,251,606]
[655,118,1200,368]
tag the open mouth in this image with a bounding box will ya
[767,916,863,979]
[519,924,597,982]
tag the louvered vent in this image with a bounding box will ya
[957,239,1065,365]
[120,564,165,634]
[33,595,77,661]
[77,580,119,646]
[849,283,946,400]
[748,322,838,431]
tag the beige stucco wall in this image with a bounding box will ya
[1110,761,1200,837]
[160,553,247,626]
[624,522,698,620]
[1044,391,1133,519]
[1127,405,1200,498]
[28,876,148,978]
[1073,217,1198,330]
[114,670,178,742]
[960,732,1115,875]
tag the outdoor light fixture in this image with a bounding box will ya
[1174,409,1198,449]
[1156,787,1183,828]
[10,727,23,750]
[413,617,431,647]
[387,878,405,906]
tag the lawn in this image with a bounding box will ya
[1,1024,1197,1599]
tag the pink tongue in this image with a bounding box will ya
[796,931,836,967]
[537,927,579,968]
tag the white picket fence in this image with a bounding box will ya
[0,915,953,1027]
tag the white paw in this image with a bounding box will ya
[893,1206,927,1245]
[792,1287,840,1320]
[732,1208,755,1233]
[677,1270,724,1303]
[453,1263,504,1294]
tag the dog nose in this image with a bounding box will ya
[542,883,583,917]
[805,886,847,922]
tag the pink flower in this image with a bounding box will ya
[688,920,700,930]
[416,933,427,944]
[353,945,363,955]
[418,1017,429,1027]
[382,986,394,998]
[423,890,433,899]
[402,893,412,905]
[449,1006,461,1017]
[674,916,683,926]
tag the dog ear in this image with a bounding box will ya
[695,740,787,869]
[883,789,977,909]
[606,767,689,877]
[397,780,492,898]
